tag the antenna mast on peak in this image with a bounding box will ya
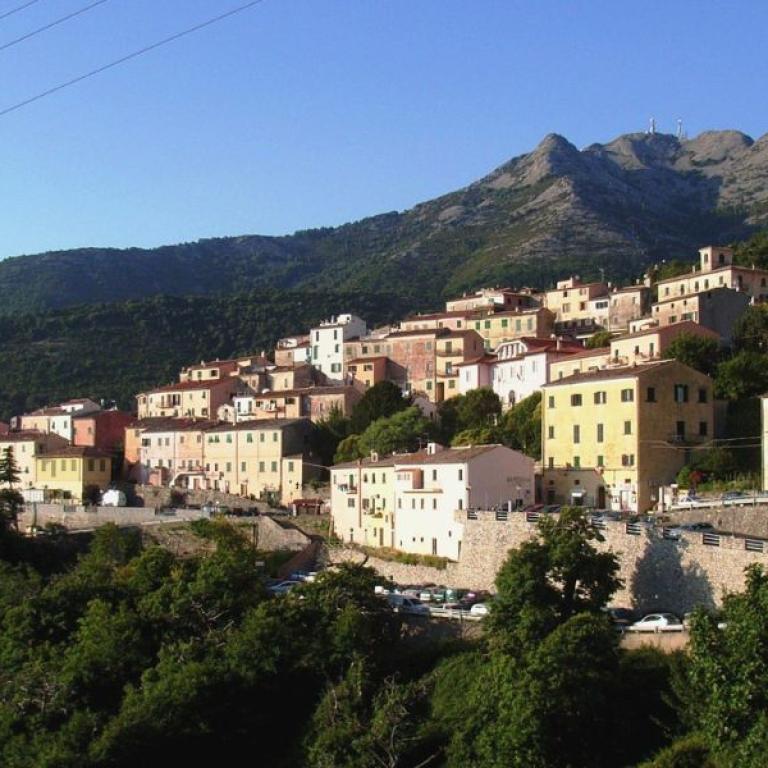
[676,118,685,140]
[647,117,656,135]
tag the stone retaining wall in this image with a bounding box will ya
[666,504,768,538]
[331,510,768,615]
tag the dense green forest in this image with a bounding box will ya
[0,291,420,421]
[1,511,766,767]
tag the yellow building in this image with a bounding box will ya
[543,277,609,323]
[0,432,69,490]
[201,418,313,504]
[549,347,610,380]
[35,447,112,502]
[330,456,397,547]
[434,330,485,400]
[470,307,555,350]
[541,360,714,513]
[608,321,720,366]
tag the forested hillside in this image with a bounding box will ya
[0,291,418,420]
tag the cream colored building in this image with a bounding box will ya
[549,347,611,380]
[608,321,721,366]
[469,307,555,351]
[541,360,714,513]
[762,396,768,491]
[201,418,312,504]
[656,245,768,304]
[445,287,540,313]
[543,277,609,323]
[0,432,69,489]
[331,444,535,560]
[136,377,239,419]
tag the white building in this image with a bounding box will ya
[331,443,535,561]
[310,314,367,382]
[457,338,585,408]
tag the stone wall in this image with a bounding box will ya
[19,504,209,529]
[135,484,269,512]
[331,510,768,615]
[666,504,768,538]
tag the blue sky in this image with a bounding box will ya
[1,0,767,259]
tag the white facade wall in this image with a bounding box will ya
[491,352,548,407]
[458,361,492,395]
[48,414,73,442]
[311,315,368,382]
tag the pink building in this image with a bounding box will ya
[73,410,135,453]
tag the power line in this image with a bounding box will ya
[0,0,110,54]
[0,0,43,23]
[0,0,265,118]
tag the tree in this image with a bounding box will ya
[357,407,435,457]
[334,434,361,463]
[350,381,410,434]
[501,392,541,459]
[733,229,768,270]
[664,333,721,376]
[311,406,352,466]
[454,388,501,432]
[733,303,768,353]
[486,507,622,652]
[0,446,23,531]
[585,330,613,349]
[675,565,768,767]
[450,426,501,447]
[714,351,768,400]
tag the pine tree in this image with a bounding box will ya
[0,446,23,531]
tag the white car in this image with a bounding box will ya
[470,602,490,617]
[267,580,302,596]
[629,613,683,632]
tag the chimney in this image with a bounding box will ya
[426,442,444,455]
[370,450,379,463]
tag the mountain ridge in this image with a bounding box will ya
[1,128,767,315]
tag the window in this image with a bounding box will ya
[624,421,632,435]
[226,462,232,472]
[596,423,604,443]
[99,459,106,471]
[699,421,708,436]
[246,433,253,443]
[621,389,634,402]
[698,388,708,403]
[646,387,656,402]
[573,456,581,469]
[288,461,294,472]
[548,426,555,439]
[87,459,95,471]
[573,425,580,443]
[548,457,554,469]
[501,318,508,328]
[458,468,463,481]
[241,462,246,472]
[621,454,635,466]
[548,395,555,408]
[260,433,265,443]
[259,461,265,472]
[226,434,232,443]
[597,455,604,467]
[570,394,582,406]
[273,432,278,442]
[676,421,686,439]
[674,384,689,403]
[458,499,463,510]
[271,461,278,472]
[347,498,355,508]
[593,391,607,404]
[432,469,437,481]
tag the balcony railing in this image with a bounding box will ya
[337,484,358,494]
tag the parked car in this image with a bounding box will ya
[542,504,561,514]
[458,590,491,609]
[267,580,302,596]
[386,594,430,616]
[629,613,683,632]
[419,586,448,603]
[665,522,714,540]
[396,585,424,599]
[675,494,701,505]
[605,606,640,629]
[470,602,490,617]
[721,491,747,503]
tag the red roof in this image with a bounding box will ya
[139,378,238,395]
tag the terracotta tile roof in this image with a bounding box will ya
[394,445,503,465]
[551,346,610,361]
[332,456,397,470]
[346,356,389,364]
[139,378,239,395]
[0,430,50,442]
[614,320,720,342]
[141,419,219,435]
[38,445,112,459]
[454,354,498,367]
[544,360,682,387]
[204,418,308,433]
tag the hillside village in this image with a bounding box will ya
[2,244,768,562]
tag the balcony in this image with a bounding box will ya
[436,369,457,378]
[435,347,460,357]
[337,484,358,494]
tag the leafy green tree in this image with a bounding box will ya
[675,447,738,487]
[350,381,410,434]
[0,446,23,531]
[676,565,768,767]
[733,229,768,270]
[311,406,352,466]
[585,329,613,349]
[663,333,721,376]
[714,350,768,400]
[454,388,501,431]
[500,392,541,459]
[486,507,622,652]
[357,407,435,458]
[450,426,501,446]
[334,434,362,463]
[733,303,768,353]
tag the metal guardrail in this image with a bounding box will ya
[625,522,642,536]
[495,509,508,522]
[745,538,765,553]
[525,511,540,523]
[427,605,483,622]
[702,532,721,547]
[466,509,478,520]
[669,494,768,511]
